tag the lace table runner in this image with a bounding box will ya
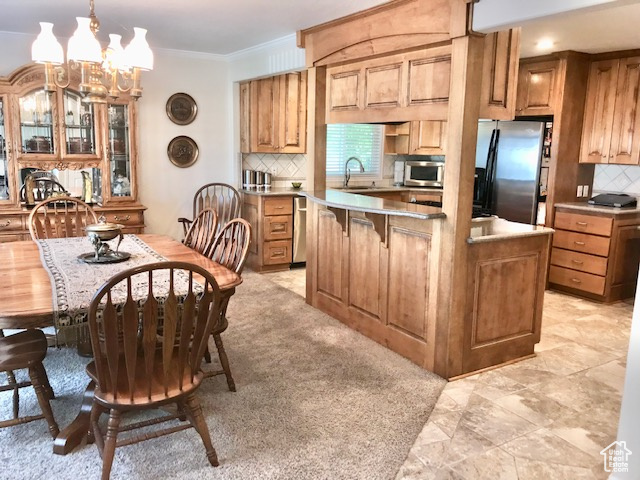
[37,234,202,344]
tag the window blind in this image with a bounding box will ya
[326,124,384,177]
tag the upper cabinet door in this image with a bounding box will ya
[17,88,58,159]
[250,77,280,153]
[479,29,520,120]
[580,59,620,164]
[609,56,640,165]
[61,89,101,160]
[516,60,559,116]
[239,82,251,154]
[279,72,307,154]
[0,95,13,204]
[410,120,447,155]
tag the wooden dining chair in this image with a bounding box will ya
[183,208,218,256]
[0,329,59,438]
[86,261,224,480]
[202,219,252,391]
[20,174,69,205]
[28,197,98,240]
[178,183,241,238]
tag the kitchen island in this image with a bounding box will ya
[303,190,553,378]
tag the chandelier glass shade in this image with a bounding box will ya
[31,1,153,103]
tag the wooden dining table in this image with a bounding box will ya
[0,233,242,455]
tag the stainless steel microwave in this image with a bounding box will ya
[404,161,444,187]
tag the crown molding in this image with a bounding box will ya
[225,33,299,61]
[155,47,228,62]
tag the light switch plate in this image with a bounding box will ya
[577,185,584,197]
[583,185,589,197]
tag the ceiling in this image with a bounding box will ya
[0,0,638,58]
[518,1,640,57]
[0,0,388,55]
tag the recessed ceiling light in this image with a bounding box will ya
[536,38,554,50]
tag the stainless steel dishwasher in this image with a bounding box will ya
[292,196,306,265]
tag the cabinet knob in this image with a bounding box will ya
[114,215,130,221]
[0,220,10,228]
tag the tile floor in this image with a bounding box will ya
[262,268,633,480]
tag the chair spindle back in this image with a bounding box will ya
[183,208,218,255]
[207,218,252,274]
[193,183,240,236]
[28,197,98,240]
[87,262,223,403]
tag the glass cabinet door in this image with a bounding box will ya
[19,89,55,154]
[64,90,97,156]
[0,98,9,201]
[108,104,132,198]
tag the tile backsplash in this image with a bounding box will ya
[242,153,402,188]
[593,165,640,196]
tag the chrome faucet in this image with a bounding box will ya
[343,156,365,188]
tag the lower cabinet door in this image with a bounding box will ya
[549,265,606,295]
[263,240,292,265]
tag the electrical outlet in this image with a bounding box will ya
[583,185,589,197]
[577,185,583,197]
[272,166,278,176]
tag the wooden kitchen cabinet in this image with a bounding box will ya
[479,29,520,120]
[549,206,640,302]
[243,71,307,154]
[384,121,447,155]
[326,44,452,123]
[242,193,295,272]
[580,56,640,164]
[410,120,447,155]
[515,59,559,116]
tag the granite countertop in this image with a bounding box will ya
[302,190,445,220]
[555,201,640,215]
[241,187,305,196]
[468,217,554,244]
[242,186,444,196]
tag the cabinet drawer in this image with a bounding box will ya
[99,211,144,227]
[550,247,608,276]
[553,230,610,257]
[264,215,292,240]
[554,211,613,236]
[549,265,605,295]
[264,197,293,216]
[263,240,292,265]
[0,215,25,232]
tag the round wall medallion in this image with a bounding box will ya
[166,92,197,125]
[168,136,199,168]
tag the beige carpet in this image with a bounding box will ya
[0,271,446,480]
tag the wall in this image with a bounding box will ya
[137,50,231,239]
[611,269,640,479]
[593,165,640,196]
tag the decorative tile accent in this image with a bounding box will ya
[242,153,306,180]
[593,164,640,195]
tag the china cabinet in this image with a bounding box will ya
[0,64,145,242]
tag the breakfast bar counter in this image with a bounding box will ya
[304,192,553,378]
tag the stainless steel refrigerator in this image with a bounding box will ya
[475,120,545,224]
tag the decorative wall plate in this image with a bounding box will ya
[168,136,199,168]
[166,92,197,125]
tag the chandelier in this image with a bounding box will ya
[31,0,153,103]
